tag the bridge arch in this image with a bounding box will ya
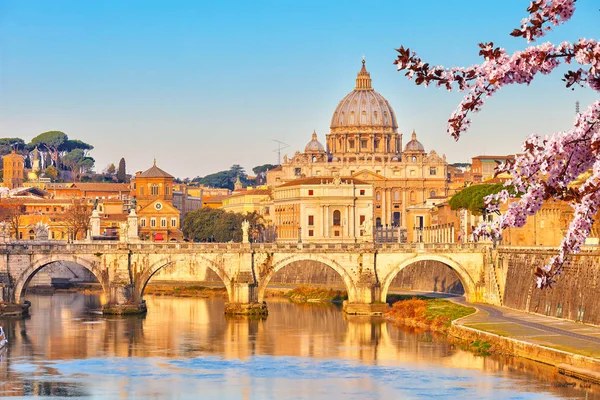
[380,255,477,303]
[14,255,107,304]
[257,254,357,303]
[138,255,232,301]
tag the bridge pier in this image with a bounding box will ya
[224,282,268,316]
[343,283,389,316]
[102,284,147,315]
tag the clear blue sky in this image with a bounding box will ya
[1,0,598,179]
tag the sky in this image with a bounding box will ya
[0,0,598,179]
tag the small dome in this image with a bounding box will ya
[305,131,325,153]
[404,130,425,152]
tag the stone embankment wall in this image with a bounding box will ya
[500,250,600,325]
[388,261,464,295]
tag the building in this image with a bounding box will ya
[3,151,25,189]
[172,185,203,224]
[132,162,182,241]
[267,60,448,234]
[272,175,372,243]
[469,155,515,182]
[221,188,271,216]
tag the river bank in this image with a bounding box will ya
[384,296,600,385]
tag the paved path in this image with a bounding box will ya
[457,300,600,359]
[389,290,600,359]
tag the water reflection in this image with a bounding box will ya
[0,293,596,399]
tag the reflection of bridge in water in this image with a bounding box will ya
[0,294,580,398]
[0,241,496,315]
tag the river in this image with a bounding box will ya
[0,293,596,399]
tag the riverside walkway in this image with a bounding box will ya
[457,302,600,359]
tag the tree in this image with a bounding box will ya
[0,199,26,239]
[0,138,25,156]
[252,164,277,175]
[193,165,252,190]
[394,0,598,287]
[182,208,265,242]
[29,131,67,168]
[105,163,116,175]
[449,184,511,216]
[44,166,59,180]
[61,199,92,240]
[117,158,126,183]
[62,149,95,181]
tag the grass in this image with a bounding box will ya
[144,285,228,298]
[286,286,348,303]
[385,296,476,332]
[470,339,493,356]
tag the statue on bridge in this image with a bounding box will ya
[241,219,250,244]
[34,222,49,241]
[0,221,9,243]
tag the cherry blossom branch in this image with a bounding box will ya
[394,1,600,288]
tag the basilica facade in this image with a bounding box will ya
[267,60,448,230]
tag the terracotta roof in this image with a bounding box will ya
[73,183,131,192]
[472,155,515,160]
[203,195,228,203]
[269,166,282,172]
[277,176,368,188]
[45,183,130,192]
[138,164,173,178]
[229,189,271,197]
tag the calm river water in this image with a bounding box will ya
[0,293,597,399]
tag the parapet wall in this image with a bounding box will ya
[498,248,600,325]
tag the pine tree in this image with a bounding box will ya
[117,158,126,183]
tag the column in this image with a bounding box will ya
[345,206,350,239]
[381,189,386,228]
[350,200,356,240]
[320,205,325,239]
[451,224,455,243]
[325,206,330,238]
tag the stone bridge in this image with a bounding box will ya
[0,241,497,315]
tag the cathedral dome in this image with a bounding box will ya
[330,60,398,131]
[404,131,425,152]
[305,131,325,153]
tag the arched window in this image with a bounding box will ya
[151,184,159,196]
[376,217,382,227]
[430,190,436,198]
[333,210,341,226]
[376,192,381,201]
[166,185,170,195]
[350,111,355,124]
[412,156,417,162]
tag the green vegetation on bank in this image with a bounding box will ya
[385,296,476,331]
[449,183,517,215]
[285,286,347,303]
[144,285,228,298]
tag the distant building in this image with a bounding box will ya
[267,60,448,232]
[3,151,24,189]
[132,162,182,241]
[470,155,515,182]
[272,176,372,243]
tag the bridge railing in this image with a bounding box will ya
[0,240,491,253]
